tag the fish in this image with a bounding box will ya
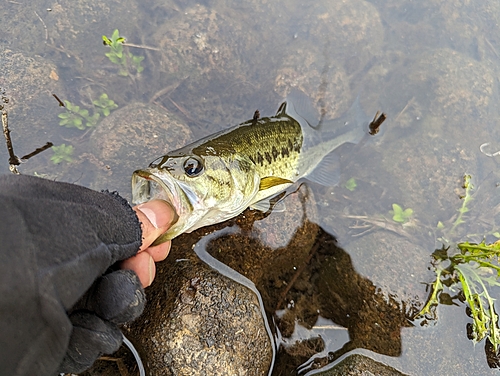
[132,91,380,243]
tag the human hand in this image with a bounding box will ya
[58,198,175,372]
[0,174,176,375]
[122,199,176,287]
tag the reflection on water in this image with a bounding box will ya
[4,0,500,374]
[204,186,415,374]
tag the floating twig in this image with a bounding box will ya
[2,110,21,173]
[20,142,53,161]
[52,94,65,107]
[2,109,53,174]
[122,42,160,51]
[368,111,386,135]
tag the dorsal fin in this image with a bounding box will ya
[275,101,288,117]
[285,89,320,129]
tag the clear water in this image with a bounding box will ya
[3,0,500,375]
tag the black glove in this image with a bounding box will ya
[0,174,146,376]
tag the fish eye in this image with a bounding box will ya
[183,157,204,177]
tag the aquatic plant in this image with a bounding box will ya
[50,144,74,164]
[92,93,118,117]
[418,174,500,358]
[345,177,357,191]
[390,203,413,223]
[58,100,100,129]
[102,29,144,76]
[419,241,500,353]
[450,174,473,235]
[58,94,117,130]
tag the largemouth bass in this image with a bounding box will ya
[132,92,380,243]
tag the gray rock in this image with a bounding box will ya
[315,354,409,376]
[125,244,273,376]
[88,102,192,200]
[0,49,64,174]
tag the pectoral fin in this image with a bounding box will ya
[250,198,286,212]
[259,176,294,191]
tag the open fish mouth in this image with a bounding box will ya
[131,169,174,206]
[131,169,200,242]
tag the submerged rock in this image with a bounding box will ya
[315,354,408,376]
[88,102,192,199]
[125,243,273,376]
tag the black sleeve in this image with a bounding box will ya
[0,174,143,376]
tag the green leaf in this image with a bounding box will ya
[102,35,112,46]
[432,247,449,261]
[114,48,123,58]
[51,144,74,164]
[345,178,357,191]
[403,208,413,217]
[391,203,413,223]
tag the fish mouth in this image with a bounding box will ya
[131,169,200,242]
[131,169,175,206]
[132,169,182,243]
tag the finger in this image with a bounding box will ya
[145,241,171,262]
[58,312,123,374]
[88,270,145,324]
[121,252,156,288]
[133,200,176,252]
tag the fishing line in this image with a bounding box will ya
[193,226,277,376]
[122,333,146,376]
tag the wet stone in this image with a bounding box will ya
[314,354,408,376]
[87,102,192,200]
[0,49,65,166]
[275,0,384,119]
[122,244,273,376]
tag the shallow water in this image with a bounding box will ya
[3,0,500,375]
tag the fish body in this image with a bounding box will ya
[132,93,372,242]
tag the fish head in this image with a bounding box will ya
[132,149,260,241]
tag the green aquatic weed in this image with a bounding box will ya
[50,144,74,164]
[449,174,473,234]
[58,95,117,130]
[419,242,500,351]
[345,177,357,191]
[390,203,413,223]
[418,174,500,353]
[58,100,100,129]
[102,29,144,76]
[92,93,118,117]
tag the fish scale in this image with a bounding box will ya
[193,116,303,182]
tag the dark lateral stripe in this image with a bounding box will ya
[256,152,264,165]
[271,145,279,160]
[264,152,272,164]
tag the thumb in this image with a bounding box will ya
[133,200,176,251]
